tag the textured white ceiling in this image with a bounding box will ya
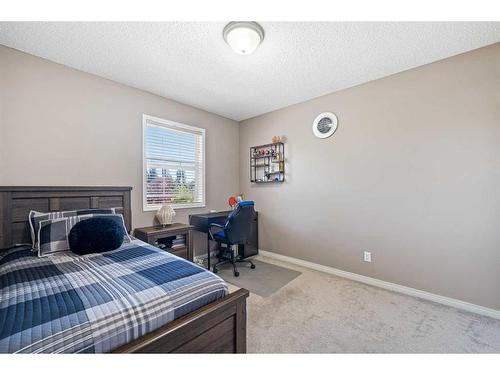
[0,22,499,121]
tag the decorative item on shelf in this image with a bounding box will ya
[272,135,281,144]
[156,204,176,227]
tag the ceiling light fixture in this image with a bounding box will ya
[223,21,264,55]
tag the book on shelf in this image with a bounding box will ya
[171,244,185,250]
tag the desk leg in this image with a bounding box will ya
[207,235,211,271]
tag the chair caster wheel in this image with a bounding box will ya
[213,268,218,274]
[234,271,240,277]
[251,264,256,269]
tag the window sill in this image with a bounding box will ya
[143,203,206,212]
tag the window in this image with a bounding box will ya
[143,114,205,211]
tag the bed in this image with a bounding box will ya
[0,186,249,353]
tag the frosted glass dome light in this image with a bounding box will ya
[223,22,264,55]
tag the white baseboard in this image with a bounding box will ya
[258,250,500,320]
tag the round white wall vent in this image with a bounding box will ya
[312,112,338,139]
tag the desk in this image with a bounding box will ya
[189,211,258,270]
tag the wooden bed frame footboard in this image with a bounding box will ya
[114,288,249,353]
[0,186,250,353]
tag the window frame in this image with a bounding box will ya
[142,114,206,211]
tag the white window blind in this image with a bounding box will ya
[143,115,205,210]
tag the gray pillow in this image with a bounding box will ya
[37,213,130,257]
[29,208,117,250]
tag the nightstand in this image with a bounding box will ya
[134,223,193,261]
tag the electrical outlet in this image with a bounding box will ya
[363,251,372,262]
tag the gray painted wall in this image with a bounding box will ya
[0,48,5,183]
[2,42,499,310]
[0,45,240,229]
[239,43,500,309]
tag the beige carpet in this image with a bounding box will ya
[227,256,500,353]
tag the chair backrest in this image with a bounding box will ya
[224,201,255,244]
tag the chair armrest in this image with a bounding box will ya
[208,223,224,240]
[209,223,224,229]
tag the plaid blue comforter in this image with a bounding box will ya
[0,239,228,353]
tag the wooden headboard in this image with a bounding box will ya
[0,186,132,248]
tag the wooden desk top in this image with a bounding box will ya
[134,223,193,235]
[189,211,232,219]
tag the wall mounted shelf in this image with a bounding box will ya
[250,142,285,183]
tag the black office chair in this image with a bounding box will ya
[209,201,256,277]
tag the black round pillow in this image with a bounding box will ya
[69,217,125,255]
